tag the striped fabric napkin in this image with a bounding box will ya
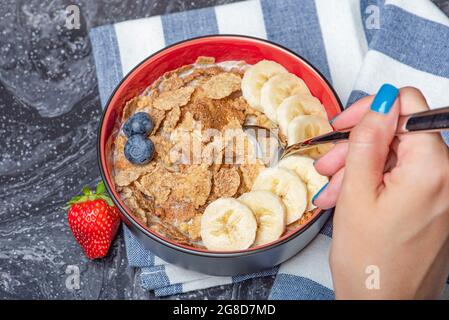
[90,0,449,298]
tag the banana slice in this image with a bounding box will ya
[201,198,257,251]
[238,191,286,246]
[278,155,328,211]
[277,94,327,135]
[252,167,307,224]
[287,115,333,159]
[304,143,333,159]
[260,73,311,123]
[241,60,288,111]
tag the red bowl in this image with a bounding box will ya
[98,35,343,275]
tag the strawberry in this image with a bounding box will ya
[66,181,120,259]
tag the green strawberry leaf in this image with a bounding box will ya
[65,182,116,209]
[96,181,105,195]
[82,186,91,196]
[67,195,82,203]
[98,194,114,207]
[65,195,83,208]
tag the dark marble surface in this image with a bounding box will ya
[1,0,448,300]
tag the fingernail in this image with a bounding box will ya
[370,84,398,114]
[312,182,329,205]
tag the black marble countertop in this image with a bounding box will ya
[1,0,448,300]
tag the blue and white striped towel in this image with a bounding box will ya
[90,0,449,299]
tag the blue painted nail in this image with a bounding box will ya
[312,182,329,205]
[370,84,398,114]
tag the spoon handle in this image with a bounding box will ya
[397,106,449,133]
[283,106,449,158]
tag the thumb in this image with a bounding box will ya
[343,84,399,196]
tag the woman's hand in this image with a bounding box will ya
[313,85,449,299]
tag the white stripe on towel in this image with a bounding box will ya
[182,277,233,293]
[315,0,367,105]
[277,234,333,290]
[355,51,449,108]
[114,16,165,75]
[215,0,267,38]
[154,255,169,266]
[164,264,217,283]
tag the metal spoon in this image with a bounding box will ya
[244,106,449,165]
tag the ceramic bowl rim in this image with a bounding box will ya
[97,34,343,257]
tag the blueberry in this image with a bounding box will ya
[123,112,154,137]
[124,134,154,165]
